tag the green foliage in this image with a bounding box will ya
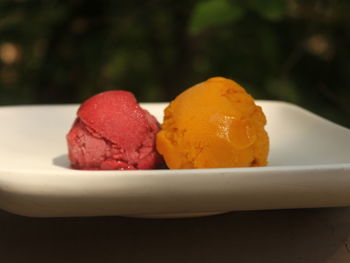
[266,78,299,103]
[189,0,244,34]
[0,0,349,127]
[247,0,287,21]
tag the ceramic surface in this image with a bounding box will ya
[0,101,349,218]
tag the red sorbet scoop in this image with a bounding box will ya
[66,90,163,170]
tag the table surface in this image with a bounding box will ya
[1,207,350,262]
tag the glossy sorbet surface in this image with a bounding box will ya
[156,77,269,169]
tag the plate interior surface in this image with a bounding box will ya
[0,101,349,171]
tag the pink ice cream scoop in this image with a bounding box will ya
[66,90,163,170]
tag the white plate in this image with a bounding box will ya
[0,101,349,218]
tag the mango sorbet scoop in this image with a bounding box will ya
[156,77,269,169]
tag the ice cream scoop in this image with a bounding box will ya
[156,77,269,169]
[67,90,162,170]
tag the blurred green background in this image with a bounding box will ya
[0,0,349,127]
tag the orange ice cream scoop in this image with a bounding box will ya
[156,77,269,169]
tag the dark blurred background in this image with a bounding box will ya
[0,0,349,127]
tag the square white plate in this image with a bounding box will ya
[0,101,349,218]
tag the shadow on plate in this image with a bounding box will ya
[52,154,70,169]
